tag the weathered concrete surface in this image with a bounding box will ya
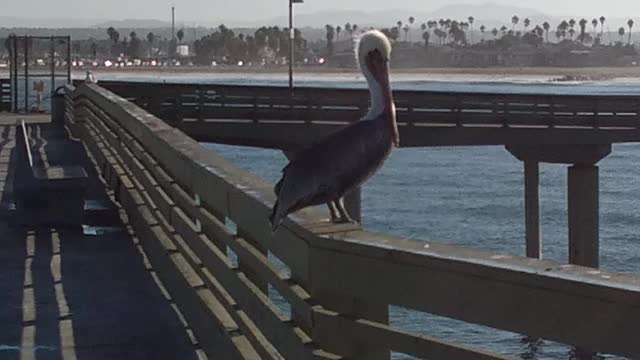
[0,117,201,360]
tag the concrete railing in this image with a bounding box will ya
[65,83,640,360]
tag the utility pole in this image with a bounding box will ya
[288,0,293,92]
[289,0,303,92]
[171,6,176,41]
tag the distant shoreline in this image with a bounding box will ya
[2,65,640,81]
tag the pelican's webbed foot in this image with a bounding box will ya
[327,200,340,222]
[333,198,357,224]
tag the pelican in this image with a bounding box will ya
[85,71,97,84]
[270,30,398,232]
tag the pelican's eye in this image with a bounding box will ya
[367,48,383,63]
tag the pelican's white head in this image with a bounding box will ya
[356,30,392,75]
[356,30,397,144]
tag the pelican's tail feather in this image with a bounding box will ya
[269,199,284,233]
[274,178,283,196]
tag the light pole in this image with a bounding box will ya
[289,0,303,92]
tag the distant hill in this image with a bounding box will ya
[0,2,632,38]
[0,16,106,28]
[244,3,549,28]
[429,2,546,22]
[93,19,172,29]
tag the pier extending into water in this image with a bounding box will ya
[1,80,639,359]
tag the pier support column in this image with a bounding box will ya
[524,161,541,259]
[568,164,599,268]
[507,144,610,263]
[344,187,362,223]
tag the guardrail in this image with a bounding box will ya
[66,82,640,359]
[93,80,640,149]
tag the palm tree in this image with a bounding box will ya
[523,18,530,31]
[468,16,475,44]
[569,18,576,37]
[599,16,606,36]
[480,24,486,41]
[420,23,428,45]
[107,27,119,44]
[558,20,569,40]
[336,25,342,41]
[491,27,499,39]
[592,18,598,37]
[325,24,335,54]
[500,25,508,36]
[534,25,544,38]
[511,15,519,30]
[403,24,410,41]
[146,32,155,57]
[627,19,634,44]
[618,27,625,43]
[408,17,415,41]
[107,27,115,41]
[345,23,352,39]
[422,31,430,47]
[106,27,120,56]
[397,20,403,30]
[579,18,588,43]
[543,22,550,43]
[176,28,185,44]
[352,24,358,34]
[569,28,576,40]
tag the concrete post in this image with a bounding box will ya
[238,230,269,294]
[315,290,389,360]
[567,164,599,268]
[524,161,541,258]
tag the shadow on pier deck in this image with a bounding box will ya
[0,114,201,360]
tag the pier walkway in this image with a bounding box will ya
[0,114,201,360]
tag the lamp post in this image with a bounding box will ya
[289,0,303,92]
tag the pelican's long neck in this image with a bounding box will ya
[362,67,386,120]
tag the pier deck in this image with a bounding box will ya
[0,114,200,360]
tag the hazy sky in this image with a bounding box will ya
[4,0,639,21]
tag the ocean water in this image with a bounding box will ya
[96,70,640,95]
[196,73,638,359]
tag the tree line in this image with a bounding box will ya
[323,15,639,49]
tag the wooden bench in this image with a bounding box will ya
[13,120,88,227]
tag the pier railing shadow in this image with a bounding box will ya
[0,117,200,359]
[63,82,640,360]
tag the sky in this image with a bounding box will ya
[3,0,638,22]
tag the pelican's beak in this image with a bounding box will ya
[373,58,399,146]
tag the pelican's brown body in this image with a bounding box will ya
[269,30,397,231]
[270,112,395,229]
